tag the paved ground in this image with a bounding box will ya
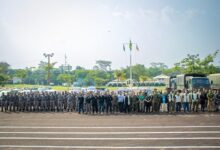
[0,112,220,150]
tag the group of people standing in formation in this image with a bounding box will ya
[0,88,220,114]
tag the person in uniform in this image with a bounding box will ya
[168,90,175,114]
[105,93,112,114]
[91,93,98,114]
[41,93,47,111]
[18,93,24,111]
[192,90,199,112]
[145,92,152,113]
[111,92,118,114]
[49,93,54,111]
[207,90,214,112]
[214,90,220,112]
[57,93,63,112]
[1,93,7,112]
[152,89,160,112]
[66,93,73,112]
[200,90,206,112]
[98,93,104,114]
[78,93,84,114]
[124,93,130,113]
[85,93,91,114]
[132,93,139,113]
[8,93,14,112]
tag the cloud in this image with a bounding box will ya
[112,11,133,19]
[139,6,202,24]
[112,11,123,17]
[184,9,202,19]
[160,6,176,24]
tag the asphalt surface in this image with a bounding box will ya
[0,112,220,150]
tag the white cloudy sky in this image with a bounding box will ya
[0,0,220,69]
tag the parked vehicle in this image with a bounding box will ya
[208,73,220,90]
[176,74,210,90]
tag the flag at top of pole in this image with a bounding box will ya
[129,39,132,50]
[136,45,139,51]
[123,39,140,51]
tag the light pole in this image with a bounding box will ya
[123,39,139,88]
[43,53,54,85]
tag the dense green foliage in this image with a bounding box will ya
[0,50,219,86]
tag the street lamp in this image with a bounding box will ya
[43,53,54,85]
[123,40,139,88]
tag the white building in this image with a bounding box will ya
[153,74,169,82]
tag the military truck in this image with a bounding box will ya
[165,76,177,90]
[176,73,210,90]
[208,73,220,90]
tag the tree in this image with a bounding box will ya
[139,75,149,82]
[176,50,219,74]
[150,62,168,71]
[0,74,9,86]
[75,66,85,70]
[0,62,10,74]
[199,50,219,74]
[95,60,112,72]
[114,70,126,82]
[57,74,73,86]
[39,61,56,85]
[15,69,27,83]
[0,62,10,86]
[145,62,168,77]
[131,64,147,80]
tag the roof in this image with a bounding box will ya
[153,74,169,79]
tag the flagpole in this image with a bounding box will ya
[123,39,139,88]
[129,43,132,88]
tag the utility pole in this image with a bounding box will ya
[123,39,139,88]
[65,53,67,68]
[64,54,70,73]
[43,53,54,85]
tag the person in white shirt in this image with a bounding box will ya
[188,90,193,112]
[175,91,181,112]
[117,93,125,113]
[182,90,190,113]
